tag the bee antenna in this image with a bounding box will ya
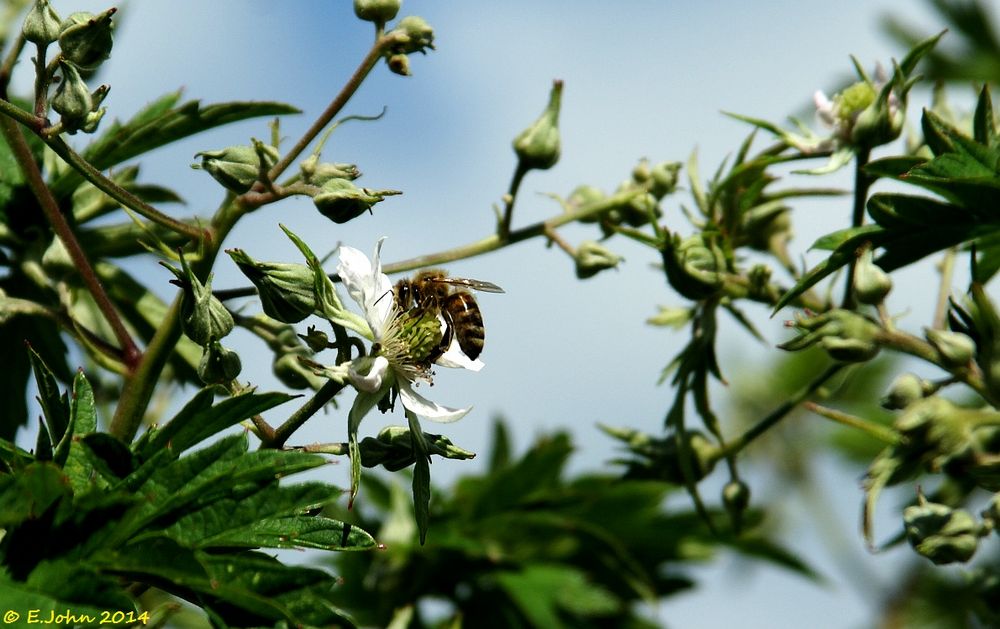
[374,289,393,307]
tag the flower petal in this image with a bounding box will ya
[348,355,391,393]
[435,335,485,372]
[398,380,471,423]
[337,238,394,337]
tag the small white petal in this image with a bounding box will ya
[348,355,390,393]
[813,90,836,126]
[435,336,485,372]
[398,380,471,423]
[337,245,373,307]
[337,239,394,337]
[365,238,394,334]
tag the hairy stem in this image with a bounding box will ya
[269,379,346,449]
[723,363,844,456]
[841,147,872,309]
[0,115,141,369]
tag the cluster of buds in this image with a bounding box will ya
[24,1,116,133]
[779,309,882,363]
[949,285,1000,402]
[161,253,241,385]
[570,159,679,236]
[904,490,985,565]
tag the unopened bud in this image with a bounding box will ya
[723,480,751,530]
[820,336,880,363]
[904,495,981,565]
[662,233,727,300]
[300,326,332,353]
[51,60,92,121]
[575,240,622,279]
[389,16,434,54]
[567,185,606,223]
[161,255,234,346]
[193,143,277,194]
[925,328,976,367]
[353,0,401,24]
[227,249,316,323]
[22,0,61,45]
[881,372,933,410]
[513,80,562,171]
[198,340,242,385]
[58,8,115,70]
[300,155,360,185]
[854,247,892,305]
[649,161,682,199]
[312,178,400,224]
[386,53,410,76]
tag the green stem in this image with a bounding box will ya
[841,147,872,309]
[0,115,141,368]
[499,162,528,240]
[932,247,956,330]
[265,32,396,183]
[109,32,390,443]
[269,379,346,448]
[804,401,899,444]
[722,363,844,457]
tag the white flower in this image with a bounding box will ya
[337,238,479,423]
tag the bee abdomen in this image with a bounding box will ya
[445,292,485,360]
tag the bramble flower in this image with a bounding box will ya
[337,239,480,424]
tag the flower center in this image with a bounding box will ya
[377,304,443,383]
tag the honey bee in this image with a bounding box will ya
[394,270,504,361]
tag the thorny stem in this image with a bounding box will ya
[841,147,872,309]
[0,115,141,369]
[721,363,844,457]
[932,247,956,330]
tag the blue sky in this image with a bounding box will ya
[12,1,969,626]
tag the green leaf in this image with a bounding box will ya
[973,85,997,148]
[139,389,293,458]
[0,316,69,441]
[79,433,135,482]
[0,462,70,528]
[62,372,98,494]
[495,564,621,627]
[0,566,129,623]
[157,482,347,548]
[408,411,431,545]
[199,515,377,551]
[51,94,301,197]
[864,155,926,180]
[27,346,69,459]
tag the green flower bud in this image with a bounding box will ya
[299,154,360,186]
[51,60,92,121]
[227,248,316,323]
[605,427,720,484]
[904,496,981,565]
[198,340,242,385]
[662,233,727,300]
[649,161,682,199]
[881,373,933,410]
[300,326,332,353]
[854,247,892,305]
[161,254,234,347]
[925,328,976,367]
[575,240,622,279]
[513,79,562,171]
[722,480,751,530]
[79,107,106,134]
[353,0,401,24]
[359,425,475,471]
[22,0,61,45]
[193,143,277,194]
[851,90,904,148]
[312,178,400,224]
[821,336,881,363]
[58,8,115,70]
[567,185,606,223]
[386,53,410,76]
[631,159,651,185]
[389,15,434,55]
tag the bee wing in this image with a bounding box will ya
[436,277,505,294]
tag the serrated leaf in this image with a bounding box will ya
[51,96,301,197]
[0,314,69,441]
[27,345,70,454]
[864,155,926,180]
[62,372,98,494]
[496,564,620,627]
[158,482,340,548]
[200,515,377,551]
[0,462,70,527]
[79,433,135,482]
[0,566,129,621]
[139,389,293,458]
